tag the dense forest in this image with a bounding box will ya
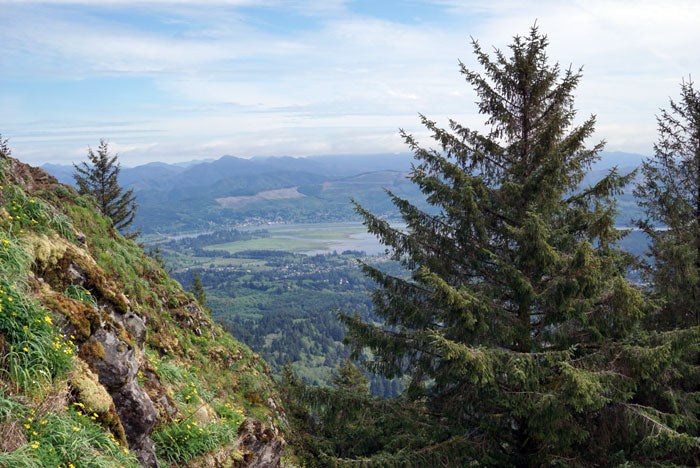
[168,249,405,397]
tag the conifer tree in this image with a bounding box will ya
[634,79,700,329]
[0,134,10,159]
[73,140,137,236]
[282,360,437,467]
[330,358,370,394]
[189,269,209,311]
[326,26,700,466]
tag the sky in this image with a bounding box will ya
[1,0,699,166]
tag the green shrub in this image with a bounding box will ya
[53,185,73,200]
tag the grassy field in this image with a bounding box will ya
[204,236,325,253]
[204,223,372,254]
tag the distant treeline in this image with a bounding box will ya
[164,228,270,249]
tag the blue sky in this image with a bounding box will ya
[2,0,699,166]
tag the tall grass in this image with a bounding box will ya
[0,393,140,468]
[65,284,97,307]
[0,232,72,394]
[152,418,243,464]
[0,233,29,277]
[2,184,76,242]
[0,277,73,394]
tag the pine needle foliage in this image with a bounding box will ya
[282,362,455,467]
[0,134,10,159]
[634,79,700,329]
[189,269,208,311]
[73,140,137,237]
[327,27,700,466]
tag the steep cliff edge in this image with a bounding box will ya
[0,154,286,468]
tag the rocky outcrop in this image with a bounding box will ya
[236,419,285,468]
[90,326,158,467]
[3,155,58,192]
[27,237,160,466]
[172,301,214,338]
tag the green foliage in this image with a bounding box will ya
[171,251,404,395]
[66,203,160,309]
[0,395,140,468]
[282,363,455,467]
[155,357,189,385]
[282,26,700,466]
[189,269,209,312]
[0,231,72,395]
[151,418,243,463]
[2,184,76,241]
[65,284,98,307]
[0,139,283,467]
[634,79,700,329]
[73,140,137,236]
[0,233,28,277]
[330,359,370,393]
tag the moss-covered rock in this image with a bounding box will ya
[70,359,113,413]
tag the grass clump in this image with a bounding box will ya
[0,395,140,468]
[0,233,28,277]
[0,276,73,394]
[2,185,75,242]
[0,221,73,395]
[152,417,243,464]
[153,357,189,385]
[65,284,97,307]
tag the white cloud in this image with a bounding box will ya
[2,0,699,164]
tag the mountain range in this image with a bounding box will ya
[42,151,647,234]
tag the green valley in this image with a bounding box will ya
[152,225,404,396]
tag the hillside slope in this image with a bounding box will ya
[0,154,287,467]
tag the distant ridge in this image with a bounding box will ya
[42,151,647,234]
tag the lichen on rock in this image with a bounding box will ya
[70,359,113,413]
